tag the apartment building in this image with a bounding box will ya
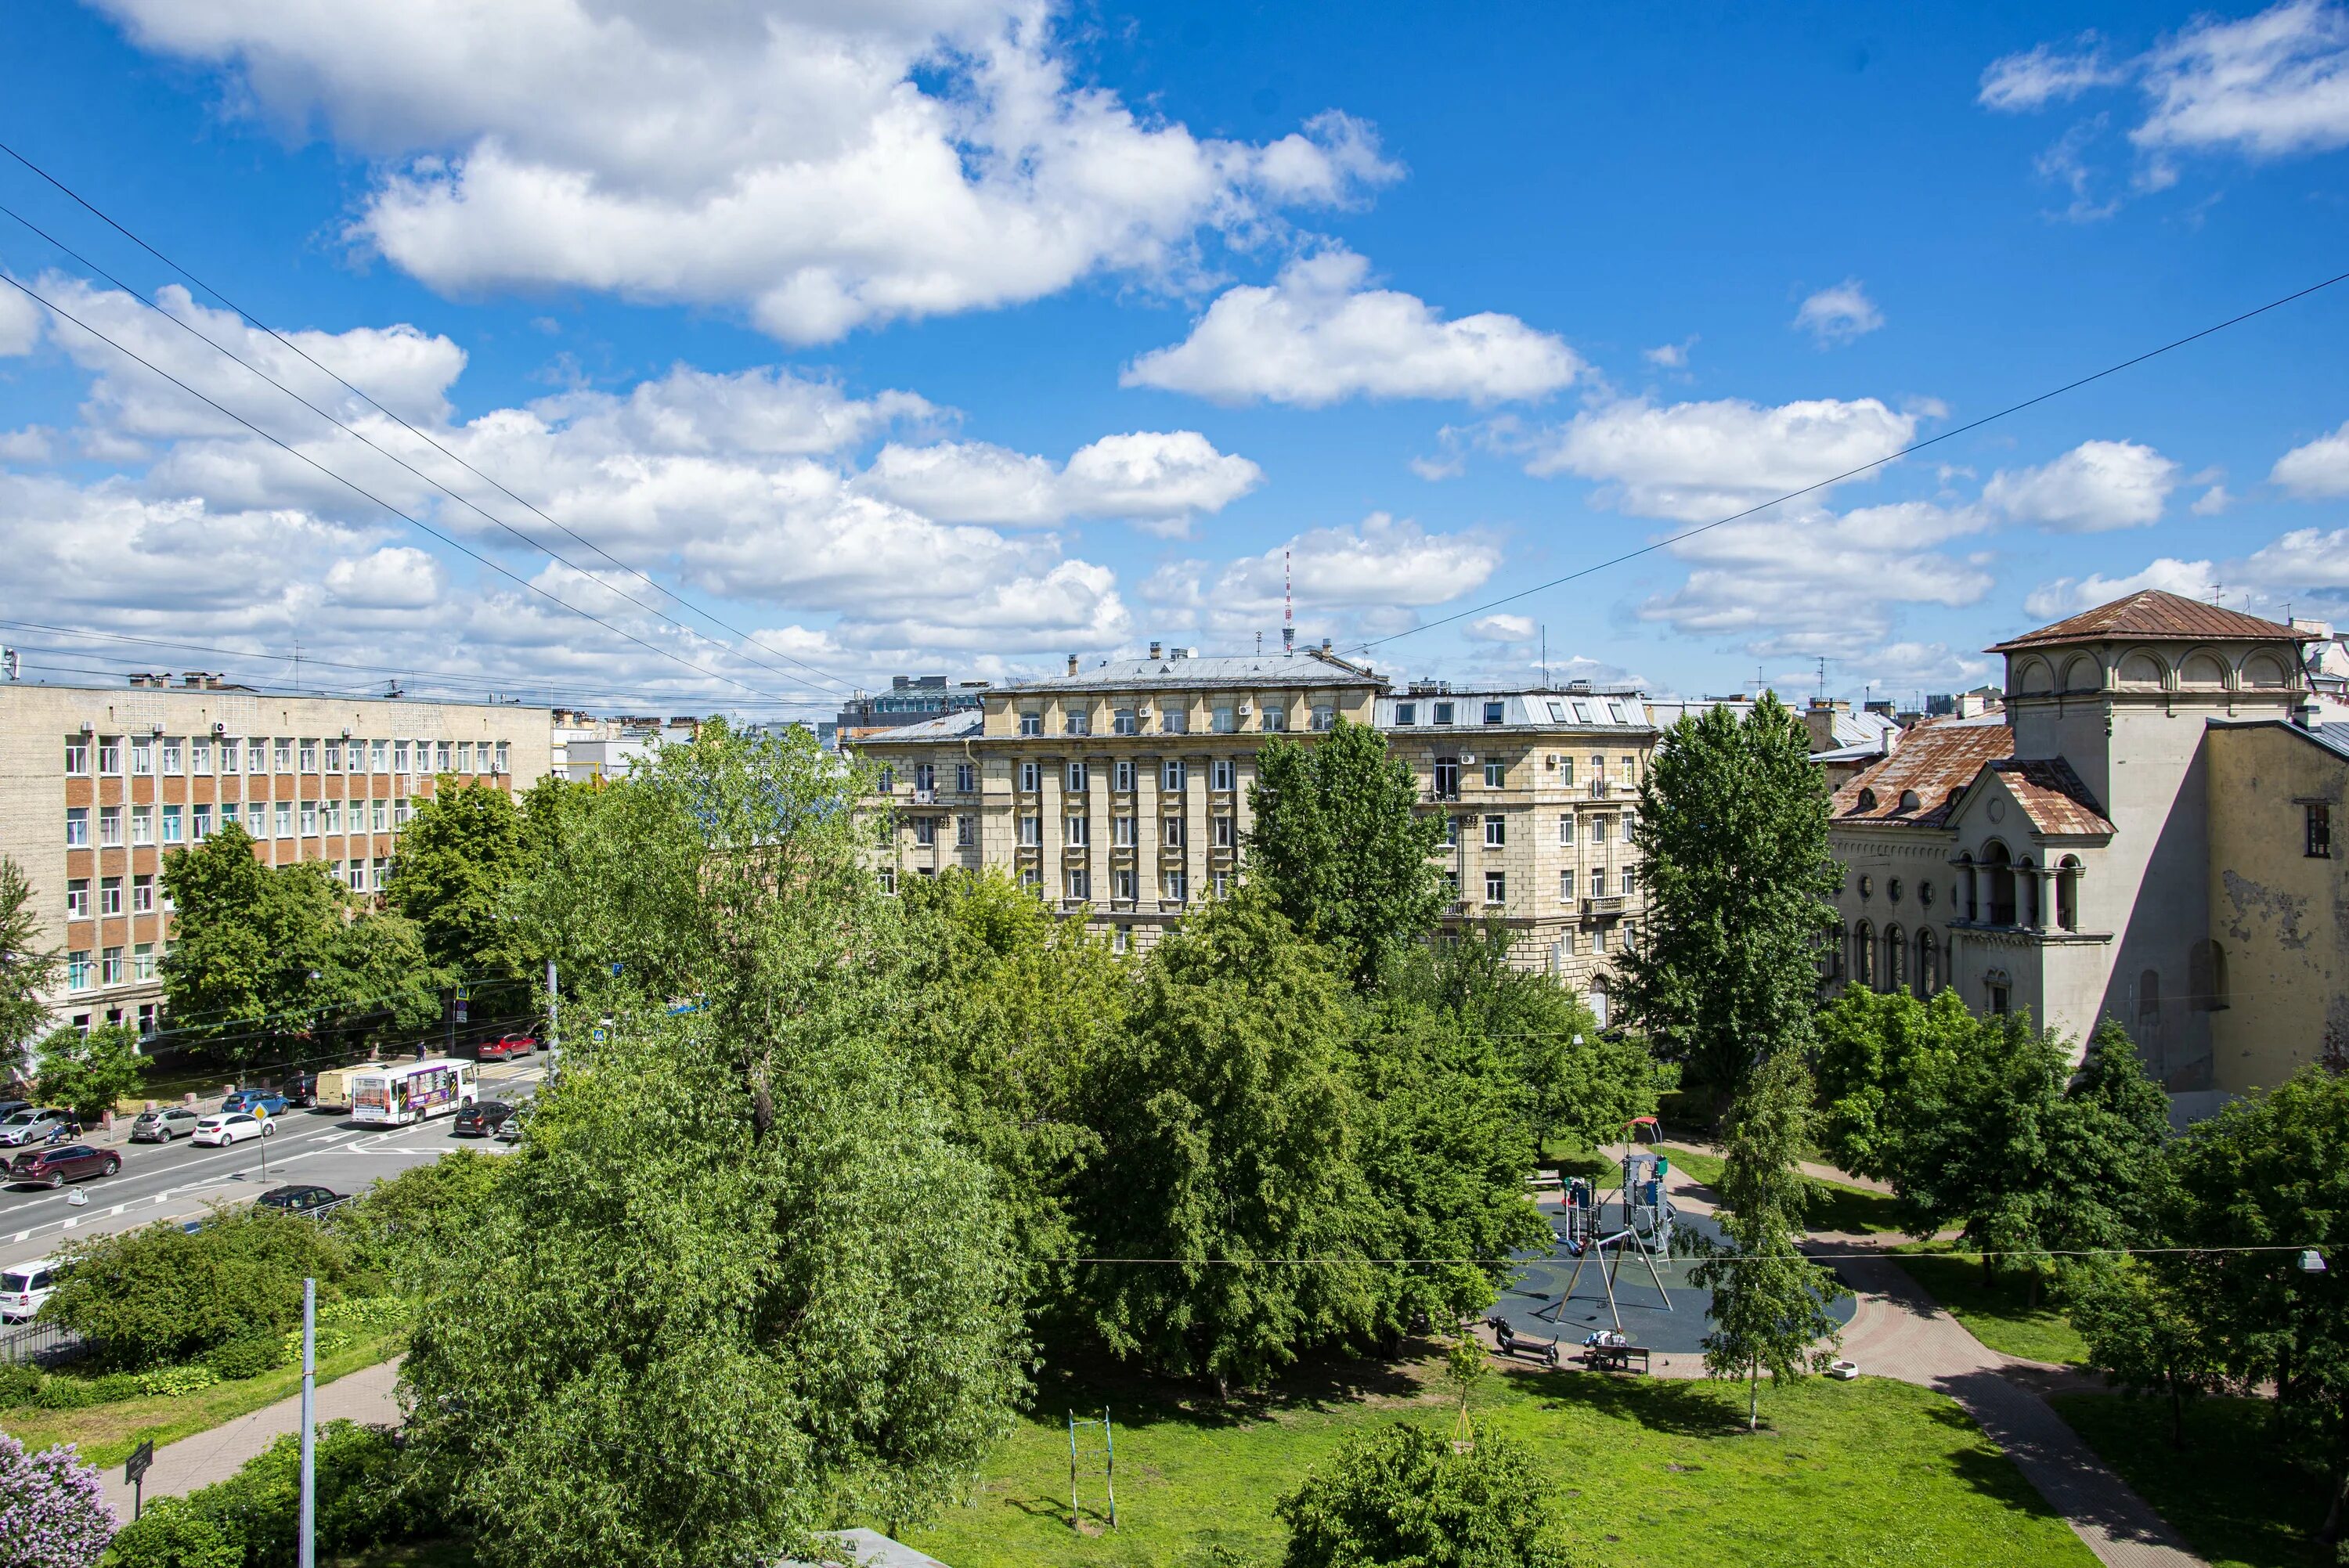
[1380,683,1658,1022]
[0,676,554,1038]
[854,644,1383,953]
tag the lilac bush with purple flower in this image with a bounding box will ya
[0,1429,117,1568]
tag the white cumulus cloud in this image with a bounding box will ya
[2135,0,2349,158]
[1979,37,2127,110]
[1524,395,1918,522]
[856,431,1260,531]
[1792,279,1884,346]
[1120,247,1581,407]
[1984,439,2179,532]
[2024,557,2219,620]
[2271,420,2349,496]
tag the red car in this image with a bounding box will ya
[9,1144,121,1189]
[474,1033,537,1062]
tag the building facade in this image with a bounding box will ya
[1824,589,2340,1107]
[0,676,554,1038]
[835,676,988,743]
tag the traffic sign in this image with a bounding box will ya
[590,1026,608,1044]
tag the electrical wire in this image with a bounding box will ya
[0,141,861,697]
[1353,265,2349,655]
[0,269,796,707]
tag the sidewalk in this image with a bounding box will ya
[99,1357,405,1519]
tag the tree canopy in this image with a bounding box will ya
[0,856,60,1084]
[34,1021,143,1124]
[386,779,535,978]
[1276,1421,1571,1568]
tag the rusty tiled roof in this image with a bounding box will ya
[1988,589,2309,651]
[1828,718,2012,829]
[1987,757,2115,837]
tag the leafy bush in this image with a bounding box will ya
[0,1430,114,1567]
[135,1364,222,1398]
[0,1361,42,1405]
[319,1296,410,1332]
[1276,1422,1570,1568]
[202,1332,280,1382]
[45,1206,353,1370]
[103,1421,431,1568]
[330,1149,501,1294]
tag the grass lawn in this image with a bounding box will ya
[330,1545,476,1568]
[900,1351,2095,1568]
[1889,1249,2087,1367]
[2051,1393,2337,1568]
[1654,1144,1907,1238]
[0,1328,405,1469]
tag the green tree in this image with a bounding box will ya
[1247,716,1448,989]
[1275,1422,1570,1568]
[2069,1261,2224,1450]
[334,1149,504,1294]
[1812,986,1983,1181]
[1074,889,1376,1396]
[0,856,61,1085]
[34,1022,143,1124]
[1618,694,1838,1117]
[45,1207,352,1370]
[387,779,534,979]
[1691,1048,1848,1430]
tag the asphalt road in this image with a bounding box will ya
[0,1058,548,1275]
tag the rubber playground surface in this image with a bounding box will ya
[1491,1206,1858,1357]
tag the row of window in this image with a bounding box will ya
[65,735,508,778]
[64,942,164,991]
[1395,697,1643,728]
[1445,812,1635,849]
[879,865,1231,904]
[67,798,413,849]
[65,855,394,977]
[1019,707,1322,738]
[1431,755,1636,797]
[65,874,161,919]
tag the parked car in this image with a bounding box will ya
[8,1144,121,1188]
[492,1108,525,1144]
[0,1256,61,1322]
[474,1034,536,1062]
[0,1098,29,1123]
[284,1072,319,1108]
[0,1108,81,1148]
[130,1106,203,1143]
[191,1112,273,1147]
[255,1184,345,1214]
[222,1089,290,1116]
[452,1100,514,1137]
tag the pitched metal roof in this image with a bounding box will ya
[1986,757,2116,837]
[851,709,983,744]
[996,651,1384,693]
[1829,717,2013,829]
[1988,589,2309,651]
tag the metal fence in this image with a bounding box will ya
[0,1317,88,1367]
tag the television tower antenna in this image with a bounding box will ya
[1283,548,1295,655]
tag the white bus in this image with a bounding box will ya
[348,1058,478,1126]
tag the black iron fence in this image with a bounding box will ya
[0,1317,88,1367]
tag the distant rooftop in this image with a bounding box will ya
[1990,590,2309,652]
[1379,690,1653,731]
[999,647,1382,694]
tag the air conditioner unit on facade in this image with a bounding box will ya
[1546,754,1561,769]
[1459,752,1477,765]
[211,722,226,735]
[1236,700,1253,716]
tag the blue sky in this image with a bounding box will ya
[2,1,2347,719]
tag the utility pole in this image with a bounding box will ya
[298,1278,316,1568]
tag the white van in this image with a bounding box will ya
[0,1256,61,1322]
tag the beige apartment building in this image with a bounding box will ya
[0,675,554,1038]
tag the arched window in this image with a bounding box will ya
[1588,977,1610,1029]
[2188,939,2230,1011]
[1918,928,1940,995]
[1885,924,1907,993]
[1984,968,2011,1015]
[1827,925,1847,983]
[2056,856,2083,932]
[1853,921,1875,989]
[1983,842,2016,926]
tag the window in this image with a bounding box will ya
[496,743,510,774]
[1163,708,1189,735]
[879,868,897,896]
[1164,759,1187,792]
[956,763,976,793]
[371,740,388,772]
[1445,816,1462,847]
[1164,816,1186,848]
[323,799,342,834]
[1311,705,1334,731]
[1213,816,1235,848]
[99,737,121,774]
[1261,706,1287,732]
[1019,868,1040,892]
[1484,813,1506,847]
[1113,816,1137,847]
[275,802,294,837]
[1395,702,1416,726]
[1065,711,1090,736]
[101,947,124,985]
[1559,755,1575,785]
[1067,815,1090,847]
[957,816,976,847]
[1162,870,1188,903]
[1211,759,1236,792]
[66,879,89,919]
[1485,870,1506,904]
[1066,868,1090,899]
[2308,802,2333,859]
[192,804,212,840]
[99,876,122,915]
[877,768,896,793]
[1114,708,1138,736]
[1483,701,1505,725]
[1113,925,1131,954]
[1212,870,1232,898]
[222,803,239,829]
[67,951,92,991]
[1622,867,1636,896]
[393,798,412,828]
[300,802,318,836]
[914,762,936,794]
[247,739,265,772]
[1018,762,1042,793]
[1067,762,1088,792]
[1443,869,1460,903]
[1622,922,1636,953]
[299,740,319,772]
[1018,815,1041,846]
[132,806,154,845]
[163,737,186,775]
[161,805,182,844]
[1592,816,1611,845]
[457,742,475,773]
[1113,869,1136,900]
[1558,813,1574,845]
[1589,754,1604,781]
[276,739,294,772]
[66,807,88,847]
[100,806,121,845]
[1593,927,1607,954]
[1113,760,1137,792]
[435,741,452,773]
[373,857,389,889]
[128,737,154,776]
[1561,868,1575,900]
[132,875,153,913]
[1622,815,1635,843]
[1620,756,1636,786]
[1212,707,1236,734]
[1433,701,1455,725]
[133,943,155,982]
[394,741,410,773]
[1020,710,1044,737]
[372,800,388,832]
[913,817,937,847]
[326,741,343,773]
[1434,758,1460,800]
[1483,760,1504,788]
[1561,929,1577,957]
[65,737,90,774]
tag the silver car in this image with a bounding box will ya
[131,1106,202,1142]
[0,1108,78,1148]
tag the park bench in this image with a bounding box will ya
[1484,1314,1561,1368]
[1575,1340,1653,1375]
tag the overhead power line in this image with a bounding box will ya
[0,269,803,706]
[0,140,861,697]
[1355,266,2349,655]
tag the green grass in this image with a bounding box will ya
[1889,1249,2087,1367]
[898,1352,2095,1568]
[1654,1144,1907,1238]
[329,1544,476,1568]
[2051,1393,2335,1568]
[0,1328,405,1468]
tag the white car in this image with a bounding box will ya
[190,1112,274,1147]
[0,1256,60,1322]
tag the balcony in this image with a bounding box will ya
[911,787,937,804]
[1586,780,1612,799]
[1582,894,1628,916]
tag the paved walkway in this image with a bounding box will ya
[1652,1159,2201,1568]
[100,1357,404,1519]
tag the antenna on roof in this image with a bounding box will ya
[1817,656,1827,703]
[1283,548,1295,656]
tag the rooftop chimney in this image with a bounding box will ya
[1149,640,1163,660]
[1066,654,1080,676]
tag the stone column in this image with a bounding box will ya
[1087,758,1111,910]
[1038,759,1062,901]
[1136,755,1161,910]
[1186,756,1210,899]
